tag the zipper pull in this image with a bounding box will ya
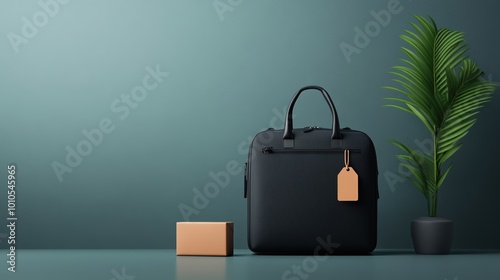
[303,126,320,133]
[244,162,248,198]
[262,147,274,153]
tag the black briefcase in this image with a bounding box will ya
[244,86,378,254]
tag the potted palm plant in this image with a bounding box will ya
[385,15,496,254]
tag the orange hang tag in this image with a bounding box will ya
[337,150,358,201]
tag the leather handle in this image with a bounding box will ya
[283,86,341,147]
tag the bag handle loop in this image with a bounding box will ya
[283,86,341,148]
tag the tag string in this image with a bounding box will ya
[344,149,350,169]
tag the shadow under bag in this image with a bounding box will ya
[244,86,378,254]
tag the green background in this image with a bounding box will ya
[0,0,498,249]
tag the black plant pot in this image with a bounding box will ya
[411,217,453,254]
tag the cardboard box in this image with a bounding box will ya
[176,222,233,256]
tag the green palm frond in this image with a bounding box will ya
[385,15,496,217]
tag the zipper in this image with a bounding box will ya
[303,126,321,133]
[303,126,352,133]
[262,147,361,154]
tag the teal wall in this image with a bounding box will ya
[1,0,499,249]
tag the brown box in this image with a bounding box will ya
[176,222,233,256]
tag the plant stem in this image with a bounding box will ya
[431,126,439,217]
[427,197,431,217]
[433,192,438,217]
